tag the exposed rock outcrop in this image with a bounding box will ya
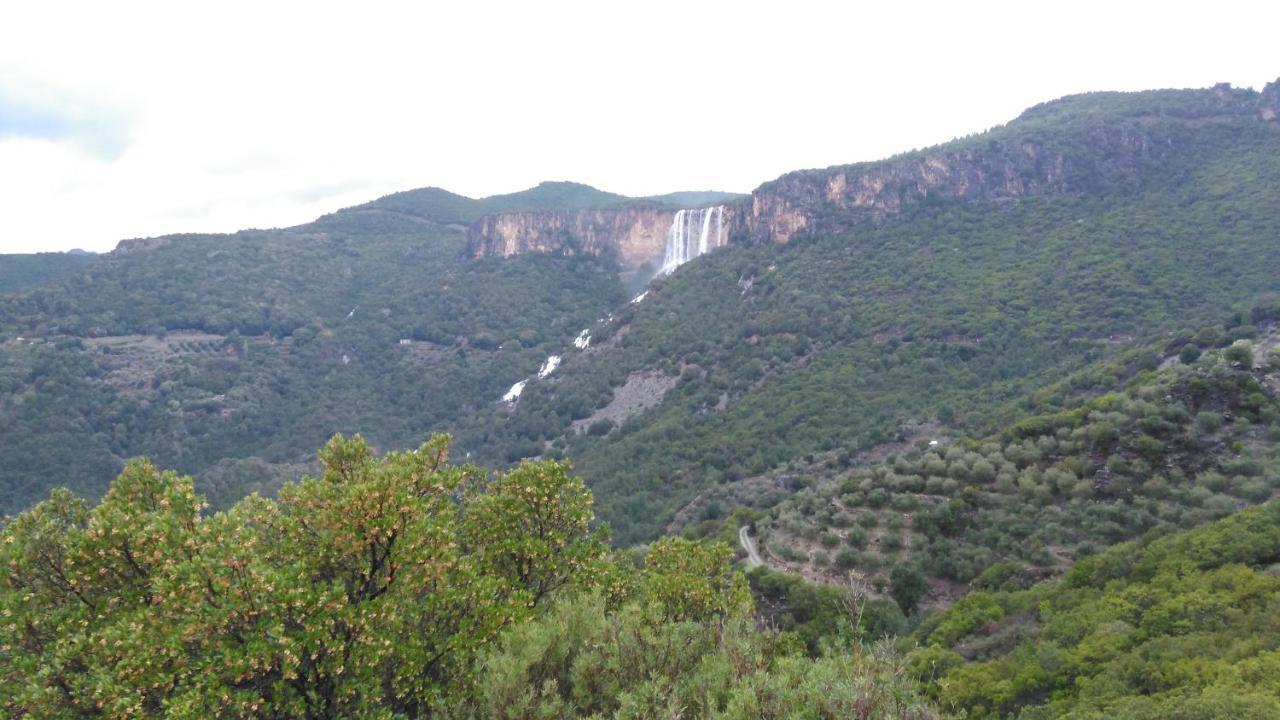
[467,78,1280,258]
[114,236,174,254]
[733,80,1280,244]
[1262,78,1280,121]
[467,204,678,270]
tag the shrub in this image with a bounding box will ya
[586,418,615,436]
[1197,411,1224,433]
[835,548,859,570]
[889,563,929,614]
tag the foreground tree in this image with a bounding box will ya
[0,434,606,718]
[1,434,939,718]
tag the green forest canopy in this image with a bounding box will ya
[0,434,934,719]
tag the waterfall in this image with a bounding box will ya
[501,379,527,403]
[537,355,561,378]
[499,207,726,405]
[659,206,726,275]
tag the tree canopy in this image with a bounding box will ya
[0,435,934,719]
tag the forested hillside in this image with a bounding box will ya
[0,180,760,518]
[4,75,1280,719]
[2,79,1279,548]
[749,330,1280,601]
[0,251,96,294]
[0,190,629,516]
[472,85,1280,543]
[339,181,631,225]
[910,500,1280,718]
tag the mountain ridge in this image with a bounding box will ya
[457,79,1280,264]
[3,76,1279,546]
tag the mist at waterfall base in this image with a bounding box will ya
[501,205,727,405]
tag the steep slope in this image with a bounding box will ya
[0,202,627,515]
[3,78,1279,537]
[734,83,1274,243]
[752,332,1280,595]
[458,79,1280,545]
[466,203,680,272]
[0,180,747,517]
[910,500,1280,718]
[463,189,745,280]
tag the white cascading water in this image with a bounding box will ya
[501,379,527,403]
[501,206,725,404]
[659,206,725,275]
[537,355,561,378]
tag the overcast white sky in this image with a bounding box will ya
[0,0,1276,253]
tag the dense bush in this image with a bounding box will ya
[912,501,1280,718]
[760,346,1280,600]
[0,436,937,718]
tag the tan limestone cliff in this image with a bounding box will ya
[467,78,1280,259]
[467,205,677,270]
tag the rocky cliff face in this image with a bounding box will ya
[736,84,1279,244]
[468,79,1280,258]
[738,133,1099,243]
[1262,78,1280,121]
[114,236,174,254]
[468,204,678,270]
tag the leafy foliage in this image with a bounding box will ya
[746,566,907,654]
[0,437,936,718]
[0,434,607,717]
[910,501,1280,718]
[479,593,935,720]
[759,337,1280,599]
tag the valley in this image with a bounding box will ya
[3,74,1280,718]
